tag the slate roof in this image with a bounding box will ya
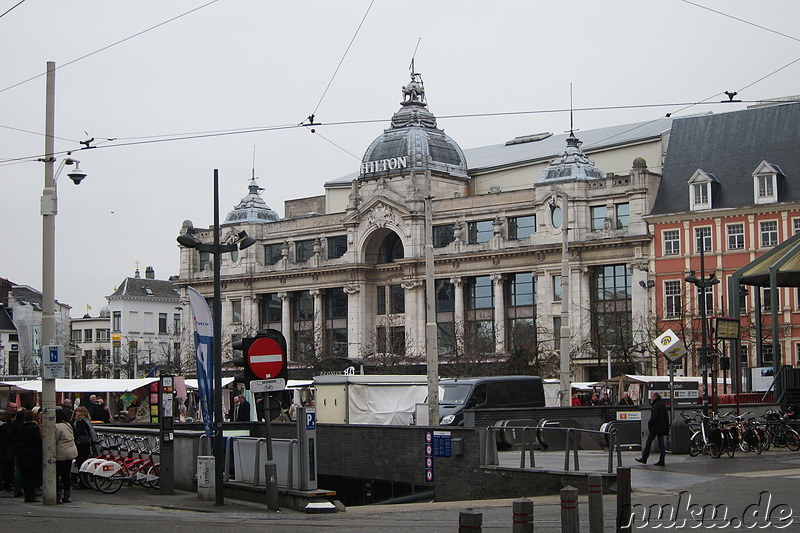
[651,102,800,215]
[325,116,674,187]
[107,277,180,300]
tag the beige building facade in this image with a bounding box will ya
[176,74,671,381]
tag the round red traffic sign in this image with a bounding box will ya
[248,337,284,379]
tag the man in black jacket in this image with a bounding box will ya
[635,392,669,466]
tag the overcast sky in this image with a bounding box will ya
[1,0,799,318]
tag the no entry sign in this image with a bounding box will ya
[248,337,285,379]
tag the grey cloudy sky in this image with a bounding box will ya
[1,0,798,316]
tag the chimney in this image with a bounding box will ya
[145,266,155,279]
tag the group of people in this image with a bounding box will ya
[0,398,99,503]
[571,391,636,406]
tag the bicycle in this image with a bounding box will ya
[686,411,723,458]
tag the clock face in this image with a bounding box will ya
[551,206,563,228]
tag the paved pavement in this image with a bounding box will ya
[3,449,800,531]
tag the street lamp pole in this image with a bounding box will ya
[176,169,256,506]
[41,60,58,506]
[685,245,719,418]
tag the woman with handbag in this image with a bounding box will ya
[72,406,98,488]
[55,408,78,503]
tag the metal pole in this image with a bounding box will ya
[669,361,675,433]
[699,247,709,420]
[424,169,440,425]
[41,60,58,506]
[559,193,571,406]
[264,402,279,511]
[616,467,632,533]
[213,169,225,506]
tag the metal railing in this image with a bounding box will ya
[222,436,298,489]
[486,424,622,473]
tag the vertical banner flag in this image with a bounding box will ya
[187,287,214,436]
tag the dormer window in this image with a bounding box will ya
[688,169,718,211]
[753,161,783,205]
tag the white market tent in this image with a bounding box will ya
[0,378,158,393]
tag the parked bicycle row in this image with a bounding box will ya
[73,433,160,494]
[682,408,800,459]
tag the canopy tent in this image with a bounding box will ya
[0,378,158,393]
[731,230,800,396]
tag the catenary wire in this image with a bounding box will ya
[0,0,219,95]
[0,0,28,20]
[681,0,800,44]
[308,0,375,120]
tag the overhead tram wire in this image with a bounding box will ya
[0,0,220,95]
[0,0,28,20]
[304,0,376,124]
[0,99,775,167]
[681,0,800,44]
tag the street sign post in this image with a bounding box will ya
[248,337,285,379]
[42,345,65,379]
[654,329,688,425]
[250,378,286,393]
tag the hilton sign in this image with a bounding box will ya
[361,156,408,174]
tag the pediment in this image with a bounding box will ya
[342,195,412,227]
[753,160,784,177]
[687,169,718,184]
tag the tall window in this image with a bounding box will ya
[327,236,347,259]
[760,221,778,247]
[158,313,168,334]
[97,329,110,342]
[590,206,607,232]
[377,285,404,315]
[467,220,493,244]
[231,300,242,323]
[467,276,493,309]
[552,275,562,302]
[616,203,630,230]
[508,216,535,240]
[507,273,535,355]
[264,243,283,265]
[260,293,282,329]
[112,311,121,332]
[593,264,632,350]
[665,281,682,318]
[173,314,181,333]
[695,227,712,252]
[727,224,744,250]
[199,251,211,271]
[507,272,534,307]
[435,280,455,355]
[664,230,680,255]
[697,286,714,315]
[433,224,455,248]
[295,240,315,262]
[794,218,800,235]
[435,279,454,312]
[762,287,778,311]
[84,329,93,342]
[71,330,82,342]
[292,291,314,321]
[325,288,348,355]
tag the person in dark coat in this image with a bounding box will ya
[618,392,635,405]
[15,410,42,502]
[72,406,98,488]
[635,392,669,466]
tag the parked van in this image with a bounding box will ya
[437,376,545,426]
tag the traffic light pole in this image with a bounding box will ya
[212,170,225,506]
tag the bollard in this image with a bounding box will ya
[512,498,534,533]
[265,461,279,511]
[459,509,483,532]
[616,466,632,533]
[588,473,603,533]
[560,486,579,533]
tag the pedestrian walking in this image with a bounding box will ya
[16,410,42,502]
[55,408,77,503]
[635,392,669,466]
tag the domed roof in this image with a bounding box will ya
[538,131,605,182]
[360,73,469,180]
[224,178,280,224]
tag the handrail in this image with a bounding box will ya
[490,424,622,473]
[762,364,787,402]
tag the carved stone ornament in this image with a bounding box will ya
[400,279,423,290]
[343,284,361,294]
[368,202,396,228]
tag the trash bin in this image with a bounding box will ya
[670,416,691,454]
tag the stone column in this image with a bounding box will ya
[278,292,291,358]
[343,283,362,359]
[492,273,506,354]
[401,280,425,358]
[451,277,465,355]
[310,289,324,356]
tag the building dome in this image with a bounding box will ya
[224,178,280,224]
[539,131,606,182]
[359,73,469,180]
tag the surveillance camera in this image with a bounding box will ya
[67,167,87,185]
